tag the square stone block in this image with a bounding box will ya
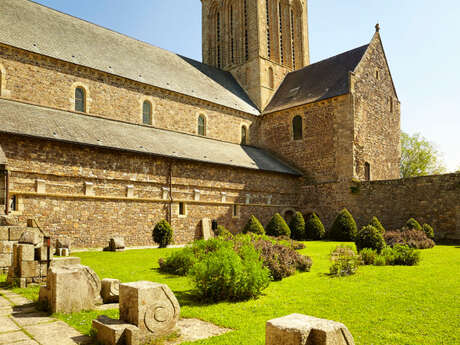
[9,227,27,241]
[19,261,37,278]
[17,244,35,262]
[0,227,9,241]
[266,314,355,345]
[119,281,180,336]
[0,254,12,267]
[0,241,14,254]
[35,246,53,262]
[93,315,140,345]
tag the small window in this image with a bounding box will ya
[292,115,302,140]
[143,101,152,125]
[179,202,186,216]
[375,70,380,80]
[232,204,240,218]
[10,195,17,211]
[75,87,86,112]
[389,97,393,113]
[268,67,274,89]
[198,115,206,136]
[364,162,371,181]
[241,126,248,145]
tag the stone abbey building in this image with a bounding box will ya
[0,0,458,247]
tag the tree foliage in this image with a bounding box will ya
[400,131,446,178]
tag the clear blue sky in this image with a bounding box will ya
[32,0,460,171]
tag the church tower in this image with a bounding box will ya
[201,0,310,110]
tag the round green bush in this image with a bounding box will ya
[152,219,173,248]
[189,243,270,301]
[289,212,305,240]
[305,213,325,240]
[214,225,233,238]
[369,216,385,234]
[406,218,422,231]
[355,225,385,252]
[243,215,265,235]
[329,208,358,241]
[266,213,291,237]
[360,248,377,265]
[422,223,435,240]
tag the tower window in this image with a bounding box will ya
[241,126,248,145]
[389,97,394,113]
[364,162,371,181]
[279,2,284,64]
[230,6,234,64]
[292,115,302,140]
[198,115,206,136]
[142,101,152,125]
[179,202,186,216]
[75,87,86,112]
[10,195,17,212]
[375,69,380,80]
[217,12,222,68]
[233,204,240,218]
[268,67,274,89]
[244,0,249,61]
[290,9,296,69]
[266,0,271,58]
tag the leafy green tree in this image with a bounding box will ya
[400,132,446,178]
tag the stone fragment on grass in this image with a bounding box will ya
[266,314,355,345]
[101,278,120,303]
[109,237,125,251]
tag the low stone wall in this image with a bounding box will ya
[302,173,460,241]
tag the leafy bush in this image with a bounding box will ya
[153,220,173,248]
[189,243,270,301]
[329,209,358,241]
[214,225,233,238]
[289,212,305,240]
[158,248,195,276]
[369,216,385,234]
[243,215,265,235]
[422,223,435,240]
[385,230,435,249]
[355,225,386,252]
[379,245,420,266]
[305,213,325,240]
[374,255,386,266]
[266,213,291,238]
[253,238,312,281]
[406,218,422,231]
[329,245,360,277]
[360,248,377,265]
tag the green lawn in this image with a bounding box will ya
[8,242,460,345]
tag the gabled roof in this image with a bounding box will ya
[264,45,369,114]
[0,0,259,115]
[0,99,301,176]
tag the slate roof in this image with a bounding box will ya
[0,99,300,176]
[0,0,259,115]
[264,45,369,113]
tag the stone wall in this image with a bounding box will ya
[351,33,401,181]
[2,134,300,247]
[301,174,460,241]
[0,44,258,146]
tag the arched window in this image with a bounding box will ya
[290,9,296,69]
[268,67,274,89]
[244,0,249,61]
[364,162,371,181]
[198,115,206,136]
[278,2,284,64]
[266,0,271,58]
[75,87,86,112]
[292,115,302,140]
[217,12,222,68]
[241,126,248,145]
[142,101,152,125]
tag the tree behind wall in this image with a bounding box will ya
[400,131,446,178]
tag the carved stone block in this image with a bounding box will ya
[266,314,355,345]
[17,244,35,262]
[19,260,37,278]
[119,281,180,337]
[35,246,53,262]
[92,315,140,345]
[19,230,41,245]
[9,226,27,241]
[101,278,120,303]
[109,237,125,251]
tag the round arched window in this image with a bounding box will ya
[142,101,152,125]
[75,87,86,112]
[292,115,302,140]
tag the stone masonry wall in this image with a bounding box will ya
[351,33,401,181]
[301,174,460,241]
[2,134,300,247]
[261,95,351,184]
[0,44,258,146]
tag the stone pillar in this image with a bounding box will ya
[266,314,355,345]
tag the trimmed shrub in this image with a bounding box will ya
[289,212,305,240]
[158,248,195,276]
[189,243,270,301]
[355,225,386,252]
[253,238,312,281]
[384,230,435,249]
[243,215,265,235]
[380,245,420,266]
[406,218,422,231]
[214,225,233,238]
[305,213,325,240]
[329,209,358,241]
[329,245,360,277]
[153,219,173,248]
[369,216,385,234]
[360,248,377,265]
[266,213,291,238]
[422,223,435,240]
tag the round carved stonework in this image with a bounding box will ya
[143,286,179,334]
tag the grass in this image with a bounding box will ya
[6,242,460,345]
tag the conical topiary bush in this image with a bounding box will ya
[242,215,265,235]
[266,213,291,237]
[289,212,305,240]
[329,208,357,241]
[369,216,385,234]
[305,213,325,240]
